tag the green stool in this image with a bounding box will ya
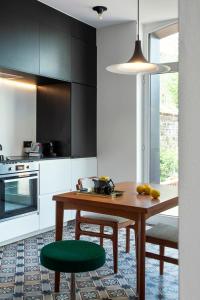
[40,240,106,300]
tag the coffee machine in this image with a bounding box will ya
[0,144,4,161]
[42,142,57,157]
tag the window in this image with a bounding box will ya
[143,22,179,217]
[149,24,179,185]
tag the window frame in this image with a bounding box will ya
[141,19,179,183]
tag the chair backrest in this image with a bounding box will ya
[76,177,98,191]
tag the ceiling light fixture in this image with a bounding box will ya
[106,0,170,75]
[93,6,107,20]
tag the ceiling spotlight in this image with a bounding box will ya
[93,6,107,20]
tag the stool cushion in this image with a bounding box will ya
[40,240,106,273]
[146,223,178,243]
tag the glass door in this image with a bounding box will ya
[150,72,178,185]
[147,23,179,217]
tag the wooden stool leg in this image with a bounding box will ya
[100,225,104,246]
[75,211,81,240]
[160,245,165,275]
[75,221,80,240]
[55,271,60,293]
[126,226,131,253]
[70,273,76,300]
[112,225,118,274]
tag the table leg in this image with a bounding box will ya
[55,201,64,292]
[137,214,146,300]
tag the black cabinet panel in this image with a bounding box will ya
[71,83,97,157]
[71,38,97,86]
[71,19,96,45]
[39,3,71,81]
[37,83,71,157]
[0,0,39,74]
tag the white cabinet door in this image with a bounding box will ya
[39,159,71,195]
[40,192,73,229]
[0,213,39,245]
[71,157,97,191]
[70,158,97,220]
[39,194,56,229]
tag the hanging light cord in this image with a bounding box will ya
[137,0,140,40]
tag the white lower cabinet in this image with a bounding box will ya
[0,213,39,245]
[39,191,73,230]
[39,194,56,229]
[39,159,71,195]
[0,157,97,243]
[39,158,72,230]
[70,157,97,219]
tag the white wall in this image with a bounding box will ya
[0,79,36,157]
[97,22,137,182]
[179,1,200,299]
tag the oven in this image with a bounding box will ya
[0,161,39,220]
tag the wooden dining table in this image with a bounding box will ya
[53,182,178,300]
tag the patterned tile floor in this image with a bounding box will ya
[0,222,178,300]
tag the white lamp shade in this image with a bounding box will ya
[106,40,171,75]
[106,62,170,75]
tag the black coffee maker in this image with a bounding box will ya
[0,144,4,161]
[42,142,57,157]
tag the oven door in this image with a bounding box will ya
[0,172,38,220]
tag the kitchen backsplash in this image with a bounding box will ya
[0,79,36,157]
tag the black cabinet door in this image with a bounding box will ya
[0,0,39,74]
[71,83,97,157]
[39,4,71,81]
[71,19,96,45]
[37,83,71,157]
[71,38,97,86]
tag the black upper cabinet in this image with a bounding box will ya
[37,82,97,158]
[71,83,97,157]
[38,3,71,82]
[0,0,39,74]
[71,18,97,86]
[0,1,96,83]
[37,82,71,157]
[71,38,97,86]
[71,19,96,45]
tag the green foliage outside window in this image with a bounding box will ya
[160,148,178,182]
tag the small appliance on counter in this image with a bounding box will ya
[0,144,4,162]
[42,142,57,157]
[23,141,32,156]
[29,142,43,158]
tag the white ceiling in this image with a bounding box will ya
[39,0,178,29]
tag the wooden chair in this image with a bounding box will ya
[145,222,178,275]
[75,177,136,273]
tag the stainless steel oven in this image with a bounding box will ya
[0,161,39,220]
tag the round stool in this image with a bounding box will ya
[40,240,106,300]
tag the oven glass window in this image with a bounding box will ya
[1,175,37,217]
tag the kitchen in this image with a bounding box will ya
[0,0,97,245]
[0,0,198,299]
[0,0,179,299]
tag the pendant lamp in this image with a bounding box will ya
[106,0,170,75]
